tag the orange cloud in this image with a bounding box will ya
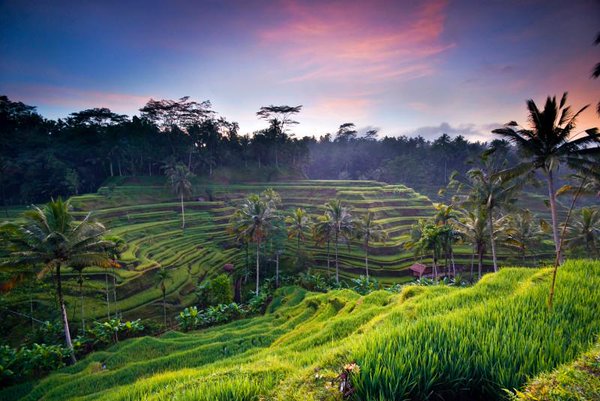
[259,0,452,84]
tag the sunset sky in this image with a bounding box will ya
[1,0,598,141]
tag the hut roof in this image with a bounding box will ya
[409,263,427,274]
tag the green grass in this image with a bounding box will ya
[2,178,556,324]
[1,259,598,401]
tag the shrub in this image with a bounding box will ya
[196,274,233,306]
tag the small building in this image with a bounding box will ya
[409,263,428,278]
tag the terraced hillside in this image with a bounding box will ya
[2,178,554,324]
[2,260,598,401]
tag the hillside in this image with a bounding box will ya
[1,178,558,326]
[2,260,598,401]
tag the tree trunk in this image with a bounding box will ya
[335,232,339,284]
[180,193,186,229]
[478,246,484,280]
[546,169,562,263]
[56,264,76,363]
[162,288,167,327]
[488,211,498,272]
[256,241,261,294]
[364,240,369,279]
[79,274,85,332]
[470,246,475,281]
[112,267,118,317]
[105,272,110,319]
[109,160,114,177]
[326,240,331,276]
[275,252,280,288]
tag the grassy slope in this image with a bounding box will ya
[510,341,600,400]
[2,259,598,401]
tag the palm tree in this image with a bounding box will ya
[566,207,600,258]
[355,212,387,279]
[156,267,171,327]
[0,198,114,363]
[492,93,599,263]
[453,208,489,280]
[404,219,444,279]
[505,210,544,265]
[324,200,354,284]
[285,208,312,260]
[449,153,525,272]
[434,203,459,275]
[230,193,278,294]
[165,163,194,229]
[313,213,334,276]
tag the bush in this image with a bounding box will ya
[0,343,69,388]
[351,275,381,295]
[196,274,233,306]
[177,303,248,332]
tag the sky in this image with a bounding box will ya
[1,0,599,141]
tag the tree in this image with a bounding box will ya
[405,220,445,279]
[324,200,354,283]
[230,191,279,294]
[493,93,599,263]
[453,208,489,280]
[256,105,302,168]
[592,32,600,115]
[505,210,544,265]
[313,213,334,277]
[355,212,387,279]
[285,208,312,262]
[566,207,600,258]
[156,267,171,327]
[0,198,114,363]
[449,151,526,272]
[164,163,194,229]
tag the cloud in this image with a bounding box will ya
[258,0,453,85]
[403,122,503,142]
[2,84,152,116]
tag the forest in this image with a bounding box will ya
[0,95,511,205]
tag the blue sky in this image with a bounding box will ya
[1,0,598,140]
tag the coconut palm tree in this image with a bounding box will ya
[165,163,194,229]
[156,267,171,327]
[285,208,312,260]
[449,153,526,272]
[230,193,278,294]
[453,208,489,280]
[0,198,114,363]
[492,93,599,263]
[505,210,544,265]
[324,200,354,284]
[313,213,334,276]
[355,212,387,279]
[566,207,600,258]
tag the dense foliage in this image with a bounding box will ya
[1,95,514,206]
[0,260,596,401]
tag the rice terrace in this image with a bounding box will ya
[1,1,599,400]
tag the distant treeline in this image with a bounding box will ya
[0,95,516,204]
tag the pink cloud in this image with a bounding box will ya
[258,0,452,84]
[308,97,373,120]
[4,84,151,115]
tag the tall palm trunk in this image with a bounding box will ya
[161,286,167,327]
[180,193,186,229]
[470,246,475,280]
[364,239,369,279]
[275,252,280,288]
[546,170,561,263]
[256,240,261,294]
[105,272,110,319]
[79,274,85,332]
[326,240,331,276]
[488,212,498,272]
[334,231,339,284]
[478,245,484,280]
[56,264,76,363]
